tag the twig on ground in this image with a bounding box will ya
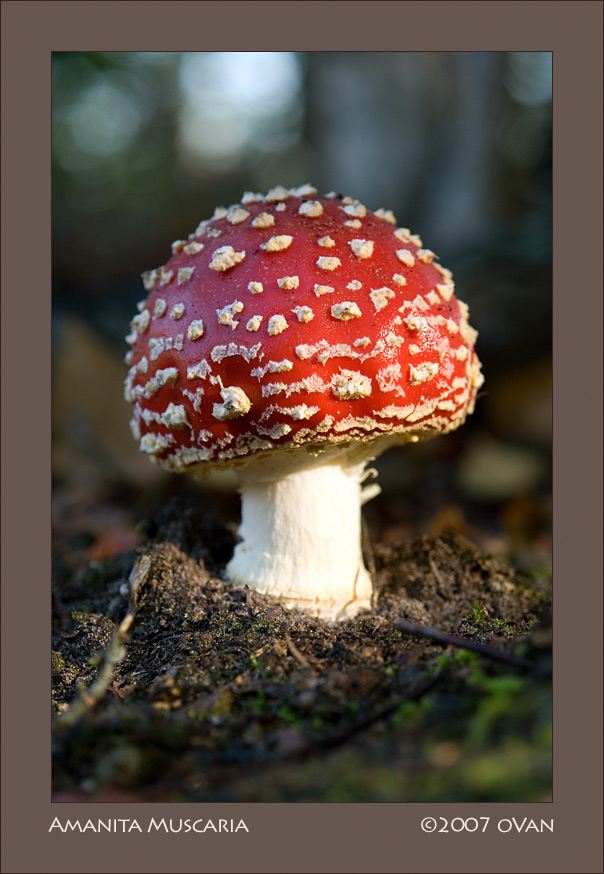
[395,618,532,669]
[428,554,445,589]
[53,612,135,729]
[284,632,315,670]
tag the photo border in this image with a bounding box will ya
[2,3,602,872]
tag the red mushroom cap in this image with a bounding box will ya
[124,186,483,472]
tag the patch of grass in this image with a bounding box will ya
[469,600,515,636]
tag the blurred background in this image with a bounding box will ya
[52,51,552,577]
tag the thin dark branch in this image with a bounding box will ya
[211,672,443,767]
[284,632,320,670]
[394,618,532,669]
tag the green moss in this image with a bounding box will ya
[277,705,302,726]
[51,651,66,674]
[249,690,268,717]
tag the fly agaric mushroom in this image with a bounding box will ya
[125,185,483,621]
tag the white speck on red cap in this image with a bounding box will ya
[404,315,432,333]
[161,402,189,429]
[130,310,150,334]
[148,338,164,360]
[435,264,454,282]
[256,423,292,439]
[412,295,430,311]
[349,239,374,259]
[396,249,415,268]
[376,363,403,392]
[385,333,405,347]
[436,283,455,302]
[373,208,397,225]
[213,386,251,420]
[409,362,439,385]
[331,370,372,399]
[217,301,245,329]
[261,235,293,253]
[140,433,174,455]
[143,367,178,397]
[291,184,318,197]
[241,191,264,205]
[187,320,205,341]
[252,212,275,229]
[265,185,291,202]
[210,246,246,271]
[227,206,250,224]
[251,360,293,379]
[277,275,300,290]
[141,270,158,291]
[298,200,324,217]
[178,267,195,285]
[187,359,211,380]
[316,256,341,271]
[369,288,395,311]
[210,343,261,363]
[376,404,415,420]
[292,305,314,322]
[295,343,324,361]
[268,315,288,335]
[436,338,450,358]
[183,241,204,255]
[317,343,361,364]
[342,202,367,218]
[331,301,362,321]
[275,403,320,421]
[154,299,167,319]
[246,316,263,332]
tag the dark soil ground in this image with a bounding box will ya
[52,486,552,803]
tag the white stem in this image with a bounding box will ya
[226,454,376,621]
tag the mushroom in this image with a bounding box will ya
[125,185,484,621]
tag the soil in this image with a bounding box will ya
[52,490,552,803]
